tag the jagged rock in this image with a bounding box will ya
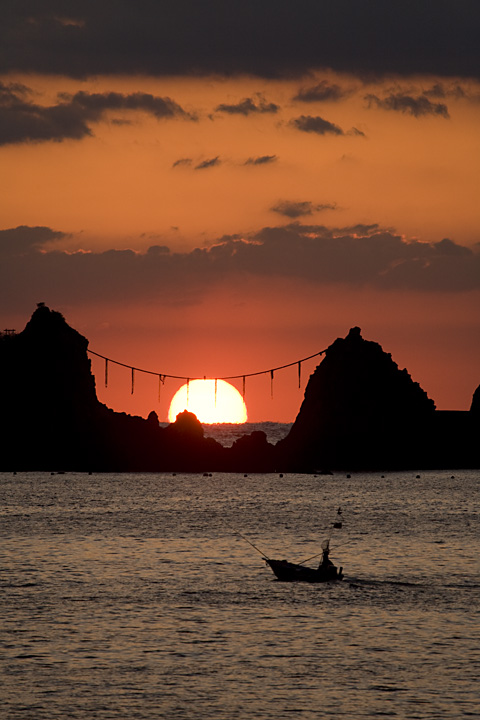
[169,410,205,438]
[471,385,480,414]
[1,304,100,469]
[0,305,229,471]
[1,308,477,472]
[277,326,476,470]
[228,430,276,472]
[147,410,159,426]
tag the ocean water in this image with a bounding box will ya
[1,463,479,719]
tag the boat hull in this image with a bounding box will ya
[266,559,343,583]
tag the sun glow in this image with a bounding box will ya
[168,379,248,424]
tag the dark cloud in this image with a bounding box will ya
[271,201,337,218]
[0,81,32,103]
[365,92,450,118]
[423,82,480,102]
[244,155,277,165]
[423,83,463,99]
[0,226,67,256]
[0,83,191,145]
[293,81,350,103]
[291,115,344,135]
[172,157,193,168]
[237,225,480,292]
[432,237,472,256]
[215,97,279,116]
[0,84,92,145]
[175,154,276,169]
[63,90,192,119]
[347,127,366,137]
[195,157,220,170]
[111,118,132,126]
[1,2,478,79]
[1,224,478,314]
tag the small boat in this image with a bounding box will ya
[266,557,343,583]
[234,530,343,583]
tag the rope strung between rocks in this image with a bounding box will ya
[87,347,327,394]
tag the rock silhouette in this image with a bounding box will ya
[471,385,480,414]
[1,305,478,472]
[278,326,437,470]
[278,326,479,471]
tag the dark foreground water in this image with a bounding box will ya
[1,469,479,719]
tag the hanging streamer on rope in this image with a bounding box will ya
[242,375,246,401]
[186,378,190,407]
[298,361,301,389]
[87,347,327,399]
[158,374,165,404]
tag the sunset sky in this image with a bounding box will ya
[1,1,479,421]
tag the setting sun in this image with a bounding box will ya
[168,379,248,424]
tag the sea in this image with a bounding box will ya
[1,422,479,720]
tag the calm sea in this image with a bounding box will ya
[1,429,479,719]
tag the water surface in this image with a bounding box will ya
[1,469,479,719]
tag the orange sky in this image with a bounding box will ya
[2,74,480,250]
[78,284,478,421]
[1,68,479,421]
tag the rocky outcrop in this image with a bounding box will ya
[0,305,235,471]
[1,303,99,469]
[471,385,480,414]
[1,307,478,471]
[277,326,478,471]
[228,430,277,472]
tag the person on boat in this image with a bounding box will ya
[319,545,333,569]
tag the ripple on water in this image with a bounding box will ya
[0,470,479,719]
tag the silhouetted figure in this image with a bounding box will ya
[319,545,333,569]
